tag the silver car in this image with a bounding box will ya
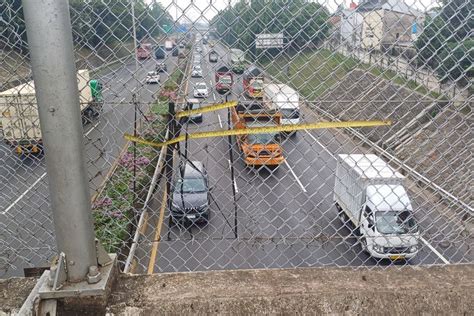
[171,161,210,224]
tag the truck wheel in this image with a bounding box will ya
[360,237,368,253]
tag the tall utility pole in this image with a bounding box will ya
[22,0,97,283]
[131,0,139,73]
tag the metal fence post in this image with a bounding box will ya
[22,0,97,282]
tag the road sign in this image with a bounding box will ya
[256,33,284,49]
[163,24,172,34]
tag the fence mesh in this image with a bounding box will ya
[0,0,472,277]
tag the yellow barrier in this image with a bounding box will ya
[125,120,391,148]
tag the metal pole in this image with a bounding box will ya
[22,0,97,282]
[131,0,139,73]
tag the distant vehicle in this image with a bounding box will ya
[243,66,264,99]
[202,36,208,45]
[334,154,420,260]
[230,48,245,74]
[193,82,209,98]
[192,66,203,78]
[231,102,284,167]
[137,43,152,60]
[186,98,203,123]
[215,66,233,94]
[155,62,167,72]
[165,39,173,51]
[179,43,185,49]
[263,83,300,135]
[145,71,160,84]
[0,69,102,155]
[172,47,179,56]
[171,161,210,224]
[209,50,218,63]
[196,46,202,53]
[155,46,166,59]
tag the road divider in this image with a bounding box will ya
[176,101,238,118]
[124,120,392,148]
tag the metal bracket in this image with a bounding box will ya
[47,252,67,291]
[96,238,113,267]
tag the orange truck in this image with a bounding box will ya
[231,101,284,167]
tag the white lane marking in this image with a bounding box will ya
[1,122,100,215]
[217,114,223,128]
[420,236,450,264]
[228,159,239,193]
[304,130,335,158]
[284,160,307,193]
[212,92,216,102]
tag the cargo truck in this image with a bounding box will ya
[0,69,102,155]
[230,48,245,74]
[334,154,420,260]
[263,83,300,135]
[231,101,284,167]
[243,66,264,99]
[215,66,233,94]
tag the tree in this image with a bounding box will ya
[211,0,331,55]
[416,0,473,84]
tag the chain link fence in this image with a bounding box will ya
[0,0,472,278]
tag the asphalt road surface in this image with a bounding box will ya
[0,48,179,278]
[138,41,471,274]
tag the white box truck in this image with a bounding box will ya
[334,154,420,260]
[0,69,102,155]
[263,83,300,134]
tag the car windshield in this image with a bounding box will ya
[196,83,207,89]
[176,177,206,193]
[375,210,418,234]
[191,103,200,110]
[147,72,156,76]
[280,108,300,119]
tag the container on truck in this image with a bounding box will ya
[0,69,102,155]
[215,66,233,95]
[263,83,300,134]
[243,66,264,99]
[230,48,245,74]
[231,101,284,167]
[137,43,152,60]
[334,154,420,260]
[165,39,173,51]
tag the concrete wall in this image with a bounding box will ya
[106,265,474,315]
[2,265,473,315]
[361,10,384,50]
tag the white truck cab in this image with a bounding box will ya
[263,83,300,133]
[334,154,420,260]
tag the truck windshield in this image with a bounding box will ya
[375,211,418,234]
[247,122,279,144]
[280,108,299,119]
[251,80,263,90]
[219,77,232,84]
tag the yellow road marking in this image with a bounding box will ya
[176,101,237,118]
[125,120,391,148]
[147,187,168,275]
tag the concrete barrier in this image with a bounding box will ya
[2,265,473,315]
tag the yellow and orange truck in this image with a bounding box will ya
[231,101,284,167]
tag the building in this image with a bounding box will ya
[357,0,425,51]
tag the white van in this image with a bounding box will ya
[263,83,300,133]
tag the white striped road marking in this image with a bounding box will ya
[284,160,307,193]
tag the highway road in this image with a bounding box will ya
[139,40,471,274]
[1,38,470,278]
[0,48,179,278]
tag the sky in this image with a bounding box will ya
[153,0,441,22]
